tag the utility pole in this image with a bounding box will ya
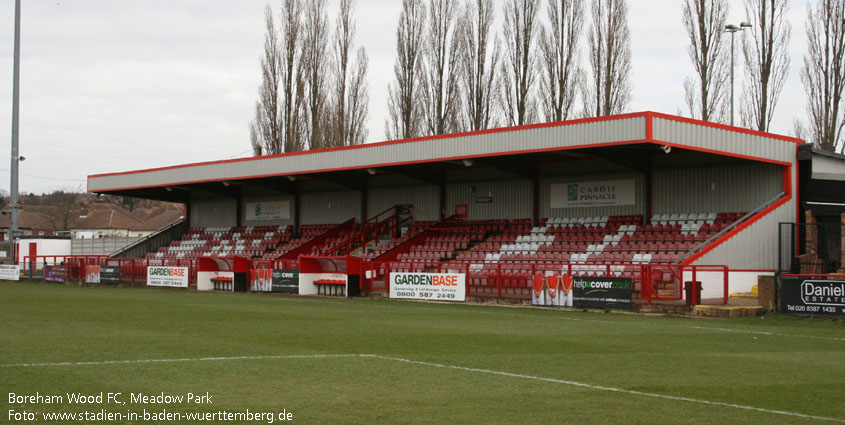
[9,0,21,263]
[725,22,751,126]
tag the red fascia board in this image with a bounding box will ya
[89,137,793,194]
[88,139,650,193]
[648,112,805,144]
[88,112,652,180]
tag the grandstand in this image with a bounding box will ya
[86,112,800,303]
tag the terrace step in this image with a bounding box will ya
[730,292,758,300]
[691,305,762,318]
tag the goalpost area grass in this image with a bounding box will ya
[1,282,844,424]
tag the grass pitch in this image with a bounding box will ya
[1,282,844,424]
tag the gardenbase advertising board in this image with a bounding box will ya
[781,279,845,317]
[147,266,189,288]
[0,264,20,281]
[389,272,466,302]
[532,275,632,309]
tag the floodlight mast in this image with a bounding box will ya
[9,0,21,263]
[725,22,752,127]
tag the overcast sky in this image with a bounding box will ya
[0,0,811,195]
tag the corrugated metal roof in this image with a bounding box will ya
[88,112,800,193]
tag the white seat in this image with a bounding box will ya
[611,234,623,245]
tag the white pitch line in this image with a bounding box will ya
[689,326,845,342]
[0,353,361,368]
[402,303,845,342]
[365,354,845,424]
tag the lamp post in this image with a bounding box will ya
[9,0,21,263]
[725,22,752,127]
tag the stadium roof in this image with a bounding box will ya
[88,111,801,202]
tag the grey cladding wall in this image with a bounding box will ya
[300,190,362,225]
[693,198,795,270]
[446,179,532,220]
[652,118,795,164]
[653,163,782,214]
[369,185,440,222]
[190,198,237,228]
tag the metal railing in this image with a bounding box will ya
[362,261,728,305]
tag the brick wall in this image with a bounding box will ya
[757,275,775,311]
[799,211,823,274]
[840,213,845,274]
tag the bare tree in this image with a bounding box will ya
[421,0,462,136]
[386,0,427,140]
[346,48,370,145]
[328,0,369,146]
[42,190,82,232]
[741,0,791,133]
[249,5,283,155]
[501,0,540,126]
[682,0,729,122]
[458,0,500,132]
[302,0,331,150]
[281,0,306,153]
[539,0,584,122]
[801,0,845,152]
[792,117,808,140]
[584,0,632,117]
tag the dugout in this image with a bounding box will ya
[298,255,363,297]
[197,256,249,292]
[87,112,801,293]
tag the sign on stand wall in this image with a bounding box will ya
[550,179,636,208]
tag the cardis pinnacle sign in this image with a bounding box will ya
[389,272,466,302]
[147,266,189,288]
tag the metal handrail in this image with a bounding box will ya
[675,191,786,264]
[108,218,186,258]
